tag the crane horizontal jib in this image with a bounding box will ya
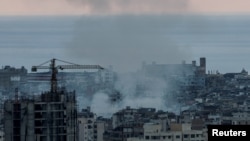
[32,65,104,72]
[57,65,104,70]
[31,58,104,93]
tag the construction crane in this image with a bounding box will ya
[31,58,104,93]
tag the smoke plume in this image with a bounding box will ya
[67,15,192,73]
[67,0,190,15]
[88,71,182,117]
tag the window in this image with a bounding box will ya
[145,136,149,139]
[183,134,189,138]
[191,134,195,138]
[151,136,160,140]
[176,135,180,139]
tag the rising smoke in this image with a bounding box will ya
[76,66,183,117]
[67,0,190,14]
[67,15,193,73]
[65,1,193,117]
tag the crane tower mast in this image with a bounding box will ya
[31,58,104,93]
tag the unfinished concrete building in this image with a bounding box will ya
[3,58,103,141]
[4,88,77,141]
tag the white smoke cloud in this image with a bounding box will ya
[90,92,120,117]
[89,72,181,117]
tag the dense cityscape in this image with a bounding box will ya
[0,57,249,141]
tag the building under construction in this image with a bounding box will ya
[4,88,77,141]
[4,58,103,141]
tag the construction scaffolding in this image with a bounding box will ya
[4,58,104,141]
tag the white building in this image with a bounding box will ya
[78,107,107,141]
[78,108,96,141]
[127,123,207,141]
[0,130,4,141]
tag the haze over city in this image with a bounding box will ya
[1,2,250,141]
[1,0,250,74]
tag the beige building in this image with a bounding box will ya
[93,121,106,141]
[127,123,207,141]
[78,108,107,141]
[78,109,96,141]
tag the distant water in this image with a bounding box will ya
[0,15,250,73]
[0,16,76,47]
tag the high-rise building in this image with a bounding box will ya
[140,57,206,88]
[4,88,77,141]
[0,66,27,94]
[199,57,206,75]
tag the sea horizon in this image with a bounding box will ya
[0,14,250,74]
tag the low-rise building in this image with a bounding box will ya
[127,122,207,141]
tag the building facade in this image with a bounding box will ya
[4,88,77,141]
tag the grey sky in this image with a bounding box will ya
[67,0,189,14]
[1,0,250,15]
[0,15,250,74]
